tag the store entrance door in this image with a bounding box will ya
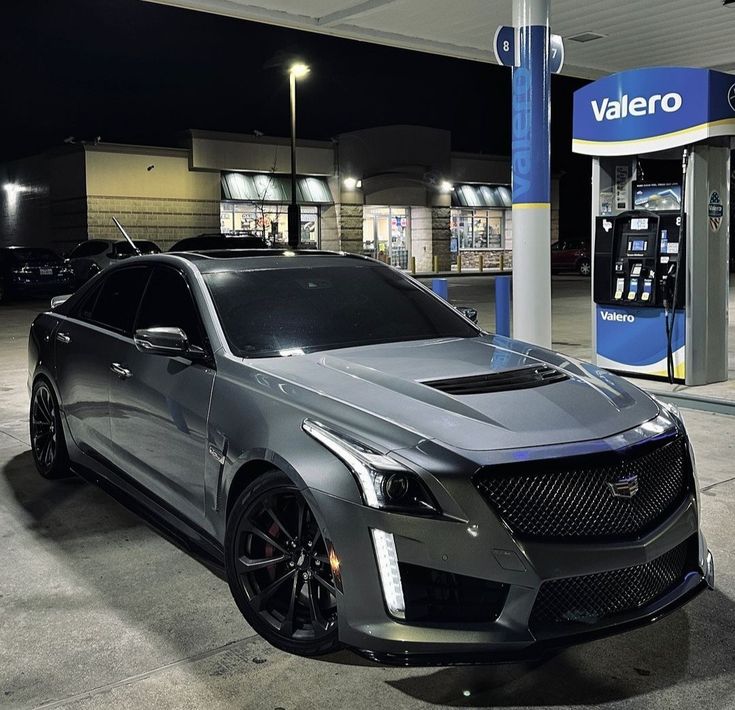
[362,206,410,269]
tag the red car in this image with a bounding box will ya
[551,239,591,276]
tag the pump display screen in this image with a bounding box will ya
[626,238,648,254]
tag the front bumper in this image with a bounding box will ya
[309,485,712,664]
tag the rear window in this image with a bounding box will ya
[70,241,109,258]
[6,248,60,264]
[114,241,160,256]
[204,262,478,357]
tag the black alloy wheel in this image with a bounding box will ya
[225,470,339,656]
[30,379,70,479]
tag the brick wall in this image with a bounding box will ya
[87,196,220,250]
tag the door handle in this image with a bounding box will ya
[110,363,132,379]
[56,331,71,344]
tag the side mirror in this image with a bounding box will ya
[134,327,191,356]
[50,294,72,309]
[455,305,478,323]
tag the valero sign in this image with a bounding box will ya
[572,67,735,156]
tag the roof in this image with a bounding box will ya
[143,1,735,80]
[167,249,374,273]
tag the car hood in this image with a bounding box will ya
[246,335,659,453]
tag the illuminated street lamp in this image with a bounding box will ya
[288,62,310,248]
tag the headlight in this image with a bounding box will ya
[302,419,438,514]
[650,394,683,423]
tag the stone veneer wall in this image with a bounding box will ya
[457,250,513,271]
[319,204,339,251]
[431,206,452,272]
[409,206,432,272]
[87,196,220,250]
[336,203,364,254]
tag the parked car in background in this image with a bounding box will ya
[0,246,74,303]
[66,239,160,286]
[551,239,591,276]
[169,233,268,252]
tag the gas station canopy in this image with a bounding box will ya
[145,0,735,79]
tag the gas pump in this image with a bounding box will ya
[573,67,732,385]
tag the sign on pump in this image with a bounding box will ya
[591,93,683,122]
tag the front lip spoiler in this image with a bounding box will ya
[354,576,710,667]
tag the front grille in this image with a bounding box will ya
[474,435,691,541]
[529,536,697,633]
[423,365,568,395]
[399,563,508,624]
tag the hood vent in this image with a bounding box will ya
[423,365,568,395]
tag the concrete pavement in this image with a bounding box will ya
[1,288,735,710]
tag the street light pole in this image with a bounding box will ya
[287,63,309,248]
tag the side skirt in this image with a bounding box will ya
[71,456,226,580]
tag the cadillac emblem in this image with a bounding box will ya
[608,475,639,499]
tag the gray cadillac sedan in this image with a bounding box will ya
[27,249,714,663]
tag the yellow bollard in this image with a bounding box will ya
[433,255,439,273]
[479,254,484,272]
[456,253,462,273]
[411,256,416,274]
[499,252,504,272]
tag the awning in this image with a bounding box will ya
[452,184,512,208]
[221,173,333,204]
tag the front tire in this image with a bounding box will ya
[30,379,71,479]
[578,258,591,276]
[225,469,339,656]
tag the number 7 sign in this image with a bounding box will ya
[493,25,565,74]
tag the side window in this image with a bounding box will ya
[89,267,150,335]
[76,281,103,321]
[136,267,205,349]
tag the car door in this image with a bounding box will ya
[54,265,151,460]
[108,265,215,527]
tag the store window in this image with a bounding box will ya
[451,209,507,251]
[220,203,319,247]
[362,206,410,269]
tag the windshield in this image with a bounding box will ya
[204,263,479,357]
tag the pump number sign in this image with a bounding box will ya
[493,26,564,74]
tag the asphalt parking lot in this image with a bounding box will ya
[2,281,735,710]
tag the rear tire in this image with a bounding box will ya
[225,469,340,656]
[30,379,71,479]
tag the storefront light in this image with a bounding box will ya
[439,180,454,193]
[343,177,359,190]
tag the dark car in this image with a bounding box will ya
[0,246,75,303]
[169,233,268,252]
[66,239,161,287]
[551,239,591,276]
[27,250,713,662]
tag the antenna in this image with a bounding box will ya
[112,216,141,255]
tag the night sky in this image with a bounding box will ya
[3,0,592,233]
